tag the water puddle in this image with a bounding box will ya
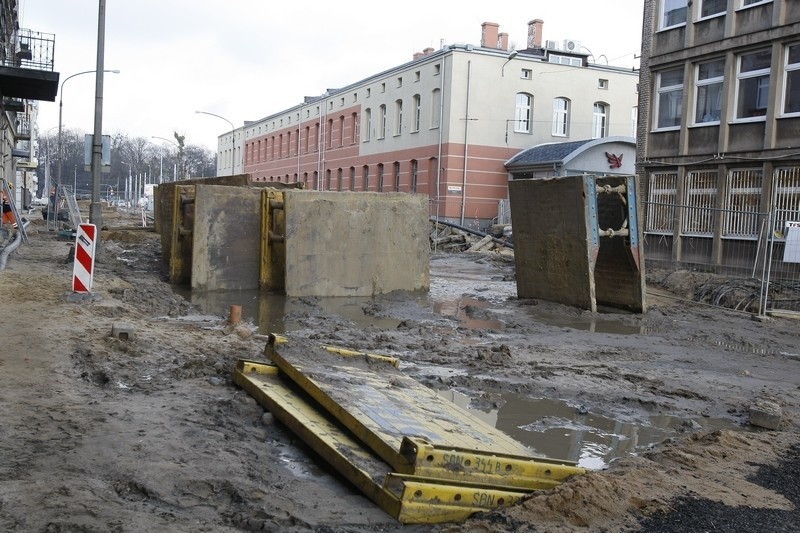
[175,288,414,334]
[439,389,741,470]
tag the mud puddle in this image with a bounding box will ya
[439,389,741,470]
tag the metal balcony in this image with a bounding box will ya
[0,29,59,101]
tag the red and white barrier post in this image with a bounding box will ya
[72,223,97,293]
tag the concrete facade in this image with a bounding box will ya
[639,0,800,271]
[283,191,430,297]
[217,19,639,229]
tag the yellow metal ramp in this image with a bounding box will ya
[233,337,585,524]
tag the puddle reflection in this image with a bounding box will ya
[439,390,740,470]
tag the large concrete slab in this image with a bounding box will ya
[509,175,645,313]
[191,185,263,291]
[510,177,595,310]
[283,191,430,297]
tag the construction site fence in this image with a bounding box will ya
[643,201,800,315]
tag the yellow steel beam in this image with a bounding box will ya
[397,437,584,490]
[234,360,558,524]
[233,360,402,518]
[266,333,400,367]
[385,474,529,524]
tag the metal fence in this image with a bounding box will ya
[643,202,800,315]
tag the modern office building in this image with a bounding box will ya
[222,19,639,228]
[638,0,800,272]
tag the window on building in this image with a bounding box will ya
[598,79,609,89]
[656,68,684,129]
[338,116,345,147]
[364,109,372,141]
[304,126,310,154]
[394,99,403,136]
[783,43,800,115]
[521,69,532,79]
[548,54,582,66]
[683,170,718,236]
[661,0,688,29]
[430,89,441,128]
[377,163,385,192]
[741,0,772,7]
[434,64,441,75]
[326,169,332,191]
[514,93,533,133]
[631,106,639,137]
[592,102,608,139]
[723,169,763,239]
[410,160,419,193]
[736,49,771,119]
[701,0,726,17]
[646,171,678,234]
[350,167,356,191]
[695,59,725,124]
[337,168,343,191]
[414,71,420,82]
[362,165,370,191]
[379,105,387,139]
[351,112,358,144]
[552,97,570,136]
[412,94,421,132]
[393,162,401,191]
[314,123,320,152]
[773,167,800,237]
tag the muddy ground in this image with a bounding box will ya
[1,210,799,532]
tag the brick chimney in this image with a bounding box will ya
[499,32,509,51]
[527,19,544,49]
[481,22,500,49]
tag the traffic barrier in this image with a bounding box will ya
[72,223,96,293]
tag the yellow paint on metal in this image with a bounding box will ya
[266,333,400,367]
[234,339,587,524]
[385,474,529,523]
[259,189,285,290]
[267,339,544,470]
[398,437,584,489]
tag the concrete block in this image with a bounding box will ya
[111,322,135,341]
[749,400,782,430]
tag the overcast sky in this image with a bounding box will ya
[20,0,644,153]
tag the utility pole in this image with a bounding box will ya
[89,0,107,230]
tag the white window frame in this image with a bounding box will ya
[738,0,773,9]
[552,97,570,137]
[363,108,372,142]
[655,68,684,130]
[700,0,727,19]
[394,99,403,136]
[592,102,608,139]
[378,105,387,139]
[547,54,582,67]
[694,59,725,125]
[773,167,800,239]
[514,93,532,133]
[735,49,771,122]
[412,94,421,132]
[783,43,800,117]
[660,0,688,30]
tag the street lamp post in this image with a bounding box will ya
[195,110,235,176]
[121,161,132,205]
[56,69,120,190]
[152,136,180,182]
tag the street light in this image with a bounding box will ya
[195,110,236,176]
[121,161,132,205]
[501,50,518,77]
[56,69,120,190]
[152,136,180,182]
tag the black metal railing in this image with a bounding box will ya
[3,29,55,71]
